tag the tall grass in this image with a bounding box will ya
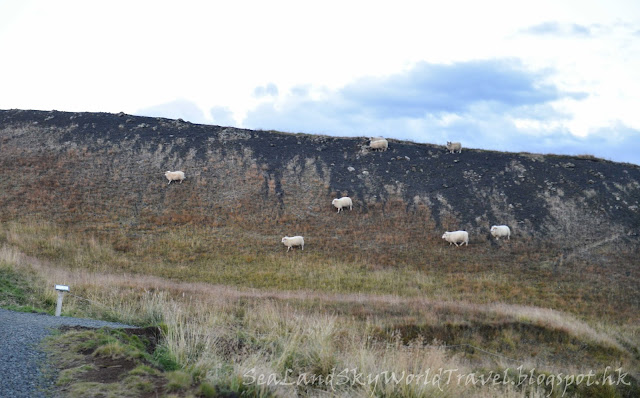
[2,219,639,323]
[1,220,638,396]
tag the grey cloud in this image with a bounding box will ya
[339,60,582,117]
[245,58,582,129]
[254,83,279,98]
[242,59,638,164]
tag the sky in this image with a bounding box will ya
[1,0,639,164]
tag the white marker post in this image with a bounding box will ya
[55,285,69,316]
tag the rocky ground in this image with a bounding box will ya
[1,109,638,243]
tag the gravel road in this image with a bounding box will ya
[0,308,135,398]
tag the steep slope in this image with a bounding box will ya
[1,109,638,243]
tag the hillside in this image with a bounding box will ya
[1,109,639,238]
[2,109,639,396]
[2,107,639,312]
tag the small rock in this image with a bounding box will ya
[348,166,355,172]
[362,171,369,175]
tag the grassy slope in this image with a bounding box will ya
[1,220,639,397]
[3,219,638,323]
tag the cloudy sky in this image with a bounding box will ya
[1,1,639,164]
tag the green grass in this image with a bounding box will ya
[0,262,52,313]
[42,327,167,396]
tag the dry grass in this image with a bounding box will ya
[1,219,638,396]
[2,219,638,323]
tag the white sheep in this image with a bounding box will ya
[332,197,353,213]
[490,225,511,240]
[165,170,185,184]
[369,137,388,151]
[442,230,469,246]
[281,236,304,252]
[446,141,462,153]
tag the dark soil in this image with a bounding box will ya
[56,325,168,397]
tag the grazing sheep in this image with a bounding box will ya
[369,137,388,151]
[490,225,511,240]
[332,197,353,213]
[281,236,304,252]
[446,141,462,153]
[442,231,469,246]
[165,170,185,184]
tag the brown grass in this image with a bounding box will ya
[1,219,639,396]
